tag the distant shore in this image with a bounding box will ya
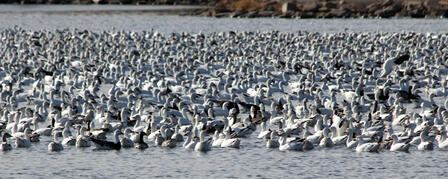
[1,0,447,18]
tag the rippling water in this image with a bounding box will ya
[3,129,448,178]
[1,6,448,178]
[0,6,447,33]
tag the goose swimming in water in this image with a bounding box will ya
[319,127,334,148]
[15,128,31,148]
[183,131,198,150]
[389,134,410,152]
[346,128,358,149]
[90,129,123,150]
[417,129,433,151]
[48,132,64,152]
[278,132,302,151]
[221,128,241,148]
[134,132,148,150]
[266,131,279,148]
[195,131,211,152]
[120,128,134,148]
[356,137,379,153]
[212,130,225,147]
[76,126,91,148]
[62,123,76,145]
[0,132,12,151]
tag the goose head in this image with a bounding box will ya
[113,130,124,143]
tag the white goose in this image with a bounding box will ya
[183,131,198,150]
[436,129,448,149]
[417,130,433,151]
[61,123,76,146]
[319,127,334,148]
[390,134,410,152]
[212,130,225,147]
[331,126,347,146]
[15,128,31,148]
[355,137,379,153]
[266,131,279,148]
[221,127,241,148]
[120,128,134,148]
[346,128,358,149]
[257,121,271,139]
[278,132,302,151]
[76,126,91,148]
[48,132,64,152]
[194,131,211,152]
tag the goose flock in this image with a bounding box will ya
[0,27,448,154]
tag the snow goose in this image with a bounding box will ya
[212,130,225,147]
[257,121,271,139]
[221,127,240,148]
[390,134,410,152]
[120,128,134,148]
[380,54,410,77]
[436,129,448,149]
[195,131,211,152]
[184,131,198,150]
[266,131,279,148]
[417,129,434,151]
[330,126,347,146]
[356,137,379,153]
[48,132,64,152]
[278,132,302,151]
[346,128,358,149]
[15,128,31,148]
[61,123,76,146]
[76,126,91,148]
[319,127,334,148]
[32,117,52,136]
[170,124,183,142]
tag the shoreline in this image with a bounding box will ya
[0,0,447,18]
